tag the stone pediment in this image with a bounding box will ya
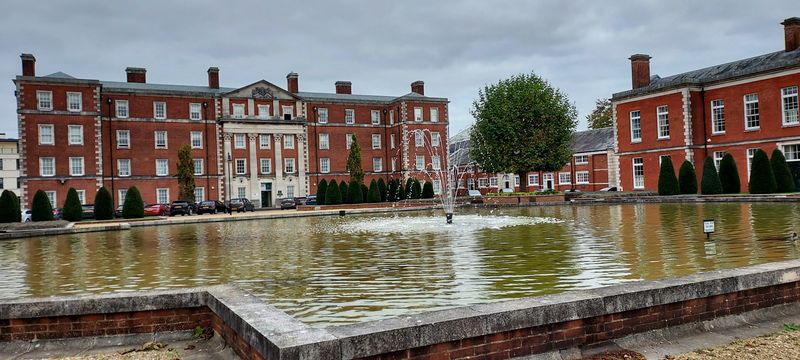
[223,80,299,100]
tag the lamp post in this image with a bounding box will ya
[106,97,115,205]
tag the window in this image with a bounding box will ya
[260,134,271,149]
[118,159,130,177]
[657,106,669,138]
[193,159,203,175]
[784,144,800,161]
[317,108,328,123]
[574,155,588,165]
[237,187,246,199]
[190,103,202,120]
[282,106,293,119]
[783,86,799,125]
[468,178,475,190]
[345,109,355,124]
[391,157,397,171]
[490,177,498,187]
[630,110,641,142]
[40,157,55,177]
[431,132,440,147]
[416,155,425,170]
[576,171,589,184]
[744,94,759,130]
[559,172,571,185]
[433,180,441,194]
[372,157,382,172]
[234,133,245,149]
[479,178,488,188]
[0,161,3,171]
[191,131,203,149]
[157,188,169,204]
[415,130,424,147]
[711,99,725,134]
[430,108,439,122]
[320,158,330,173]
[389,110,395,124]
[68,125,83,145]
[76,190,85,205]
[371,110,380,125]
[372,134,381,149]
[117,130,130,148]
[260,159,271,174]
[633,158,644,189]
[659,155,671,165]
[233,104,245,119]
[116,100,129,118]
[194,188,205,203]
[39,124,54,145]
[118,189,127,206]
[714,151,725,170]
[258,105,270,119]
[346,134,353,149]
[236,159,246,175]
[284,134,295,149]
[391,134,396,149]
[154,131,168,149]
[287,185,295,198]
[284,158,295,173]
[431,155,441,170]
[156,159,168,176]
[528,174,539,186]
[154,102,166,120]
[69,157,84,176]
[747,148,758,178]
[37,91,52,111]
[319,133,329,149]
[45,191,56,208]
[67,92,82,112]
[414,107,423,122]
[514,175,520,186]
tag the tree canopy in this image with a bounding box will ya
[176,144,196,201]
[346,134,364,185]
[586,98,613,129]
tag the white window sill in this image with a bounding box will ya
[744,127,760,132]
[657,137,670,140]
[630,139,642,144]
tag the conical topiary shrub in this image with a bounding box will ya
[94,187,114,220]
[718,153,741,194]
[397,180,406,200]
[122,186,145,218]
[360,183,368,202]
[31,190,54,221]
[405,178,414,199]
[348,180,363,204]
[657,157,679,196]
[367,179,381,203]
[412,179,422,199]
[0,190,20,223]
[771,148,796,193]
[12,192,21,222]
[678,160,698,194]
[387,179,397,202]
[316,179,328,206]
[377,178,387,202]
[422,181,435,198]
[325,180,342,205]
[339,180,349,202]
[749,149,776,194]
[700,156,723,195]
[62,188,83,222]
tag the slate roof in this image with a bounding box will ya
[44,71,76,79]
[295,91,447,103]
[613,48,800,100]
[101,81,235,95]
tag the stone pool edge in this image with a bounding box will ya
[3,259,800,359]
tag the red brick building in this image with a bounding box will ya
[612,17,800,192]
[449,127,615,194]
[13,55,448,208]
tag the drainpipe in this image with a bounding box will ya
[106,96,115,205]
[383,108,389,184]
[700,88,708,159]
[312,106,319,188]
[203,102,210,198]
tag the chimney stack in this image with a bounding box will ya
[207,67,219,89]
[287,72,299,93]
[782,17,800,52]
[125,67,147,83]
[335,81,352,94]
[629,54,652,90]
[411,81,425,95]
[20,53,35,77]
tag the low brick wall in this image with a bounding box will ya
[4,260,800,359]
[485,194,566,205]
[297,202,437,212]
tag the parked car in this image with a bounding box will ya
[306,195,317,205]
[197,200,227,215]
[467,190,484,204]
[599,187,618,192]
[81,204,95,219]
[144,203,170,216]
[115,205,123,218]
[169,200,196,216]
[280,198,296,210]
[21,209,32,222]
[228,198,254,213]
[293,197,307,206]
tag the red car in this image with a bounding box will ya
[144,203,170,216]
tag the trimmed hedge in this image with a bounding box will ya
[377,178,387,202]
[412,179,422,199]
[367,179,381,203]
[339,180,349,203]
[31,190,54,221]
[397,179,406,200]
[316,179,328,206]
[94,187,114,220]
[422,181,434,198]
[62,188,83,222]
[405,178,414,199]
[122,186,145,218]
[700,156,723,195]
[718,153,741,194]
[749,149,776,194]
[0,190,20,223]
[348,180,363,204]
[657,157,679,195]
[360,183,368,203]
[771,148,796,193]
[325,180,342,205]
[678,160,698,194]
[387,179,397,202]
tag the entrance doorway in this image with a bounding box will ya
[503,175,511,190]
[260,183,272,208]
[543,173,554,190]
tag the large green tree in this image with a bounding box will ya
[176,144,196,201]
[470,72,577,192]
[586,98,613,129]
[346,134,364,185]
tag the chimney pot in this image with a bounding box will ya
[335,81,352,94]
[207,67,220,89]
[782,17,800,52]
[287,72,299,93]
[125,67,147,83]
[411,80,425,95]
[20,53,36,77]
[629,54,652,90]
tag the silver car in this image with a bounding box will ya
[21,208,32,222]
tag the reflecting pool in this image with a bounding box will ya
[1,203,799,326]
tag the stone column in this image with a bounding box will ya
[222,133,232,201]
[274,134,283,202]
[297,133,306,196]
[248,133,259,206]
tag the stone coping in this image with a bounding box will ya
[3,259,800,359]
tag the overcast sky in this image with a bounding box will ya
[1,1,796,138]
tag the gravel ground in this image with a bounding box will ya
[665,329,800,360]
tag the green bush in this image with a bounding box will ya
[122,186,145,218]
[412,180,422,199]
[718,153,741,194]
[700,156,723,195]
[316,179,328,206]
[397,180,406,200]
[678,160,698,194]
[422,181,434,198]
[339,180,349,202]
[94,187,114,220]
[62,188,83,222]
[749,149,776,194]
[657,157,679,195]
[367,179,381,203]
[360,183,368,202]
[325,180,342,205]
[377,178,387,202]
[12,192,21,222]
[0,190,20,223]
[771,148,796,193]
[31,190,54,221]
[348,180,363,204]
[404,178,414,199]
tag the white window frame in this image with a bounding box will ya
[155,159,169,176]
[76,190,86,205]
[259,134,270,149]
[40,157,55,177]
[193,158,203,176]
[233,104,245,119]
[490,177,498,187]
[782,86,799,126]
[415,130,424,147]
[67,92,82,112]
[68,125,83,145]
[713,151,725,170]
[154,102,166,120]
[633,158,645,189]
[711,99,725,134]
[346,134,353,149]
[657,106,669,139]
[479,178,488,188]
[574,155,588,165]
[391,157,396,171]
[416,155,425,170]
[237,187,246,199]
[118,189,127,207]
[431,155,441,171]
[414,107,423,122]
[45,191,56,208]
[372,157,382,172]
[234,133,246,149]
[154,131,168,149]
[117,130,130,148]
[116,100,129,118]
[345,109,355,124]
[389,110,395,124]
[576,171,589,184]
[317,107,328,123]
[558,172,571,185]
[747,148,758,179]
[258,105,270,119]
[284,158,295,173]
[118,159,131,177]
[784,144,800,161]
[630,110,641,142]
[189,103,202,120]
[235,158,246,175]
[194,188,205,203]
[191,131,203,149]
[37,91,52,111]
[319,133,329,150]
[286,185,295,199]
[431,132,440,147]
[260,158,272,174]
[282,105,293,119]
[433,179,441,194]
[39,124,54,145]
[391,134,396,149]
[371,110,381,125]
[430,108,439,123]
[528,174,539,186]
[69,157,85,176]
[372,134,381,149]
[284,134,295,149]
[744,93,760,130]
[320,158,330,174]
[156,188,169,204]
